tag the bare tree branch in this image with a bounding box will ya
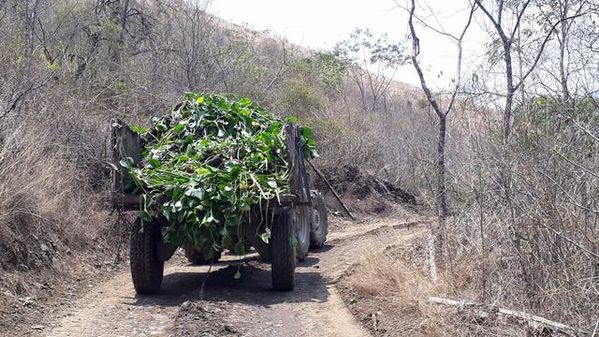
[510,0,533,40]
[515,9,590,91]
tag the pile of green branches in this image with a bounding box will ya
[121,93,317,258]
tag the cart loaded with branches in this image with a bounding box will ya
[110,94,328,293]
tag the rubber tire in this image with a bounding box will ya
[295,206,311,261]
[309,192,328,249]
[271,210,296,291]
[130,217,164,294]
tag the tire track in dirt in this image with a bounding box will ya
[41,216,429,337]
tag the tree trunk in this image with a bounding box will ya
[558,0,571,102]
[436,115,448,220]
[435,115,448,254]
[502,41,515,144]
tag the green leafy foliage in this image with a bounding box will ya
[124,93,318,257]
[333,28,408,68]
[514,96,599,149]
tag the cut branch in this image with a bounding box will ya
[429,297,589,336]
[307,160,357,221]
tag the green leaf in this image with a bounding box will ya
[185,187,203,199]
[148,158,162,168]
[119,157,134,169]
[233,270,241,279]
[140,210,152,222]
[174,123,186,133]
[234,241,245,255]
[196,167,210,176]
[259,228,271,244]
[239,98,252,106]
[286,115,298,124]
[131,125,147,134]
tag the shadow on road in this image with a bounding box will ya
[130,252,330,309]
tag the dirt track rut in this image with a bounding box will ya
[42,216,427,337]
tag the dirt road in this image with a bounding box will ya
[42,216,427,337]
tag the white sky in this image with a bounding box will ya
[207,0,488,89]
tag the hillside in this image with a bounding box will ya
[1,0,598,336]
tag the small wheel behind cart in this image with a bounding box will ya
[271,209,296,291]
[309,191,328,249]
[130,217,164,294]
[295,205,311,261]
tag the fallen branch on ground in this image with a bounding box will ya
[307,160,357,220]
[429,296,589,336]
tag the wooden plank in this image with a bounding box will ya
[284,124,312,253]
[110,119,141,210]
[111,119,141,165]
[284,124,310,203]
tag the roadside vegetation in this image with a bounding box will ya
[0,0,597,335]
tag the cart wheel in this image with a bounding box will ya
[271,209,296,291]
[309,191,328,249]
[130,217,164,294]
[295,206,311,261]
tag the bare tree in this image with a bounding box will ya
[474,0,588,142]
[407,0,475,281]
[334,29,407,116]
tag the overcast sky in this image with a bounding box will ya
[207,0,488,89]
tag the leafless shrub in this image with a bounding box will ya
[0,125,108,272]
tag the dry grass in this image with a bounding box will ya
[0,124,114,287]
[0,123,121,332]
[339,241,535,337]
[1,129,72,218]
[347,254,433,298]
